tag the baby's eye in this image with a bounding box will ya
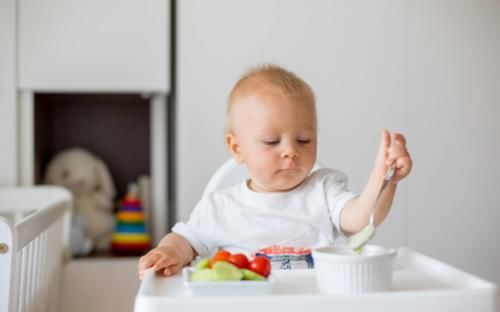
[297,139,311,144]
[263,140,280,145]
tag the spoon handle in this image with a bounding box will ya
[368,165,396,225]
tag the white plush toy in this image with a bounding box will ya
[45,148,116,254]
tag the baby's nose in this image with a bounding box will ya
[281,145,299,159]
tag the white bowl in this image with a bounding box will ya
[312,245,396,294]
[182,267,276,296]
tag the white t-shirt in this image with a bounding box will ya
[172,168,358,257]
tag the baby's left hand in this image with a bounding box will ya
[374,129,412,184]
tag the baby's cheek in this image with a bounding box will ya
[257,167,274,183]
[248,163,272,184]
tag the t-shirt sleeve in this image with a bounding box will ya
[171,197,217,257]
[320,169,358,234]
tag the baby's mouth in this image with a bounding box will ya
[280,161,298,171]
[278,168,300,173]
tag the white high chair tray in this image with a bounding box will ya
[134,247,498,312]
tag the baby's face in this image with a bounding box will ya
[229,91,317,192]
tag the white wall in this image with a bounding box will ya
[177,0,500,284]
[0,0,17,186]
[406,0,500,284]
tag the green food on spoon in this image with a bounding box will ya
[348,224,375,253]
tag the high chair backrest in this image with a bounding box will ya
[202,158,322,196]
[202,159,248,197]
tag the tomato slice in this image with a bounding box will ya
[248,256,271,277]
[209,250,231,268]
[227,253,250,269]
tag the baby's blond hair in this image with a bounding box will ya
[225,64,316,133]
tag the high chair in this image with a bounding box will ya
[133,159,497,312]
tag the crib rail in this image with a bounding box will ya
[0,186,71,312]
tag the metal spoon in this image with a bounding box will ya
[348,165,395,253]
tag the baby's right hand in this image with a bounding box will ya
[138,246,184,280]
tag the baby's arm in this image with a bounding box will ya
[340,130,412,234]
[138,232,197,279]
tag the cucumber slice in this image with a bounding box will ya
[195,258,210,271]
[190,268,218,281]
[212,261,243,281]
[241,269,266,281]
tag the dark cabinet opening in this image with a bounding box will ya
[34,93,151,199]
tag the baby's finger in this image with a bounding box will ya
[392,133,407,146]
[386,143,409,165]
[390,156,412,181]
[162,262,183,277]
[138,255,160,279]
[152,255,177,272]
[376,129,391,167]
[396,155,412,174]
[377,129,391,156]
[138,254,159,272]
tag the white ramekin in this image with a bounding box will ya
[312,245,397,294]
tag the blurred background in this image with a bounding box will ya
[1,0,499,310]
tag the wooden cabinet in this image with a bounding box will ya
[1,0,170,244]
[18,0,169,92]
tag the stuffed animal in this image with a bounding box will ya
[44,148,116,255]
[70,214,94,256]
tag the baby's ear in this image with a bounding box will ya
[225,133,244,164]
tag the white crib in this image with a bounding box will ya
[0,186,72,312]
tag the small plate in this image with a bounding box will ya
[182,267,276,296]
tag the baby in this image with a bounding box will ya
[138,64,412,279]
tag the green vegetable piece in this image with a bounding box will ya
[212,261,243,281]
[195,258,210,271]
[190,268,218,281]
[348,224,375,251]
[353,246,363,254]
[240,269,266,281]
